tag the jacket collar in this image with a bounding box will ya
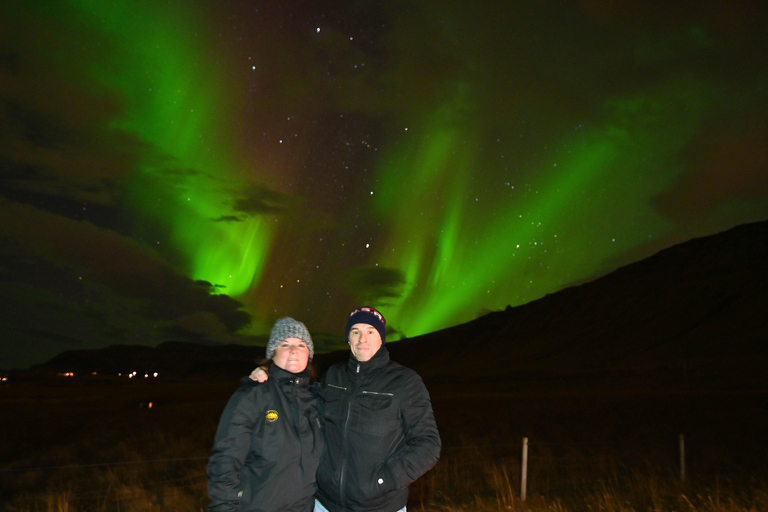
[269,362,311,385]
[347,344,390,375]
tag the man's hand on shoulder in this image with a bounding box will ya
[249,367,268,383]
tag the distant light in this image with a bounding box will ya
[153,372,158,378]
[148,402,153,409]
[144,374,149,378]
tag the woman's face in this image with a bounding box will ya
[272,337,310,373]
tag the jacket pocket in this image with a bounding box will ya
[355,391,399,437]
[317,384,346,426]
[360,464,391,502]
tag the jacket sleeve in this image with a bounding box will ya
[207,383,260,512]
[382,373,441,491]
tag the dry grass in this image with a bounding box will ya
[408,447,768,511]
[6,450,767,512]
[2,375,766,511]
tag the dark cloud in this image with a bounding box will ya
[213,215,246,223]
[173,311,237,341]
[0,157,124,231]
[1,4,147,241]
[347,266,406,306]
[576,0,768,35]
[233,184,290,215]
[0,200,252,368]
[653,106,768,220]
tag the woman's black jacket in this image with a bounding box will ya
[207,364,323,512]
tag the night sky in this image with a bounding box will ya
[2,0,767,369]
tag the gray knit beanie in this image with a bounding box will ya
[266,317,314,360]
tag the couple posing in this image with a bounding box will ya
[207,306,441,512]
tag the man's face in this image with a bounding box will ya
[348,323,382,362]
[272,337,310,373]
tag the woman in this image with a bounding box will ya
[207,317,323,512]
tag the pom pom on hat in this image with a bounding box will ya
[266,317,314,360]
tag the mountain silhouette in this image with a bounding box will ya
[31,220,768,392]
[387,220,768,392]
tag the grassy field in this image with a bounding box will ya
[1,373,766,511]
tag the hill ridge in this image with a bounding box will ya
[27,220,768,391]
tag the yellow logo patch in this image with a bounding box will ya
[266,410,279,422]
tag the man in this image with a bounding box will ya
[252,306,441,512]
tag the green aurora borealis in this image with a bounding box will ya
[2,0,768,368]
[74,0,274,298]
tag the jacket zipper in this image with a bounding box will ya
[361,390,394,396]
[339,363,364,510]
[339,382,355,511]
[288,377,303,471]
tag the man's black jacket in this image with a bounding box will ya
[315,345,441,512]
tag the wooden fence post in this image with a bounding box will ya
[679,434,685,482]
[521,437,528,501]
